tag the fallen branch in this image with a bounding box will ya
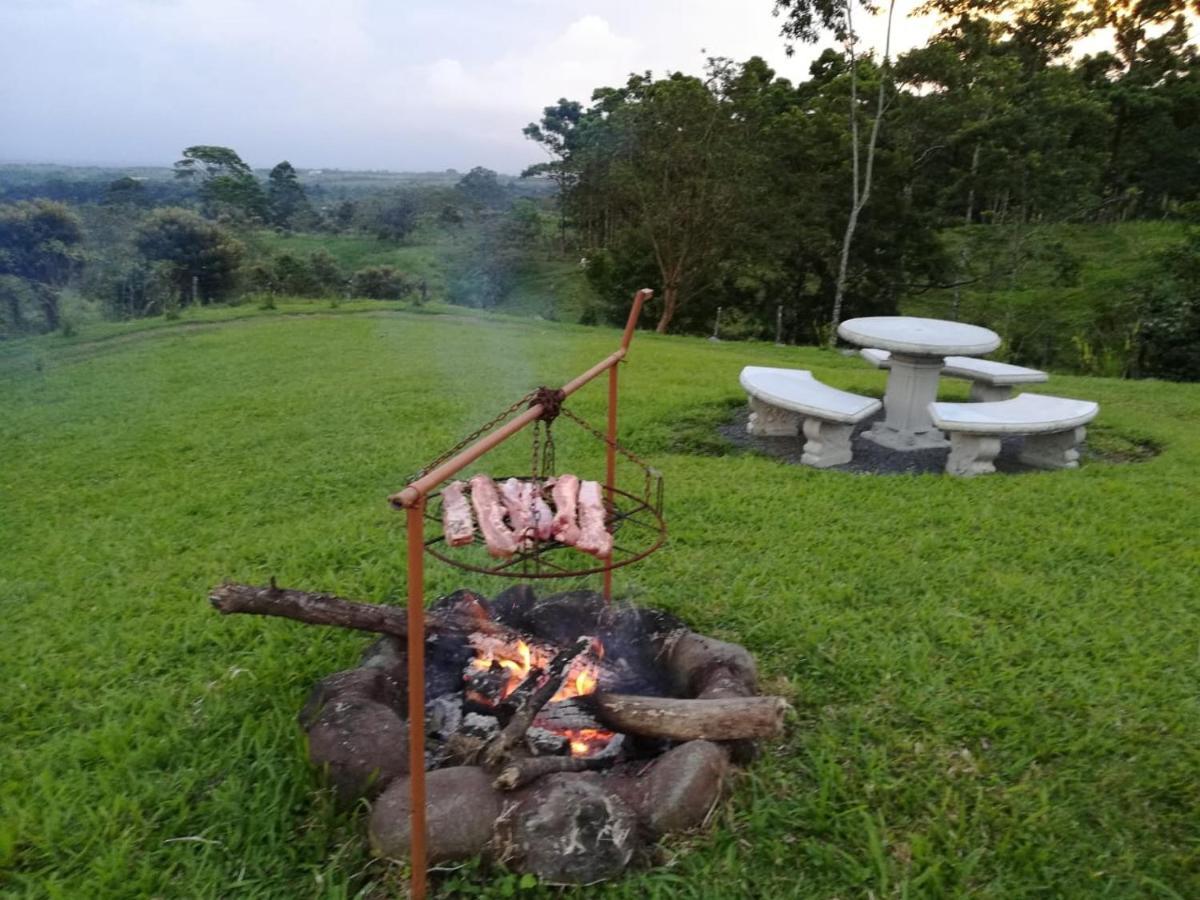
[208,581,513,640]
[493,754,615,791]
[593,693,787,742]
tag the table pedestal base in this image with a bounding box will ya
[861,353,949,450]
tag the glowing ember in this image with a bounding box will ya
[560,727,616,758]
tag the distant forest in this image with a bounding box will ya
[2,0,1198,380]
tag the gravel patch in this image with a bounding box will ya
[719,408,1037,476]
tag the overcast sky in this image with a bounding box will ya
[0,0,939,173]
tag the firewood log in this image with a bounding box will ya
[493,755,615,791]
[208,581,519,641]
[592,693,786,742]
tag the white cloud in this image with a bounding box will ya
[0,0,938,171]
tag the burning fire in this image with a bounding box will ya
[466,636,602,705]
[465,635,615,757]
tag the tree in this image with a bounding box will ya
[266,161,314,229]
[0,200,85,331]
[356,191,420,241]
[776,0,900,345]
[455,167,508,212]
[174,145,267,220]
[1136,223,1200,379]
[523,99,584,250]
[134,208,244,305]
[307,249,343,294]
[575,66,755,332]
[350,266,412,299]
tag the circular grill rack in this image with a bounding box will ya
[422,478,665,579]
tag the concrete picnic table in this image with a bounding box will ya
[837,316,1001,450]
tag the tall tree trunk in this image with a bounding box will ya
[828,0,896,348]
[656,282,679,333]
[965,141,981,225]
[5,288,23,331]
[38,286,60,332]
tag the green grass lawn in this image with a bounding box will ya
[2,306,1198,898]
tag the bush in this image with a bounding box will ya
[1135,228,1200,381]
[350,266,412,300]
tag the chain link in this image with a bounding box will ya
[410,389,538,483]
[408,385,661,514]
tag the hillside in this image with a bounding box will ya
[904,221,1186,376]
[2,305,1197,897]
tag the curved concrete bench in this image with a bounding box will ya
[859,348,892,369]
[861,348,1046,400]
[929,393,1099,476]
[941,357,1048,401]
[740,366,881,468]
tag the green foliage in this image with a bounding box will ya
[0,199,85,331]
[355,189,421,241]
[349,265,412,299]
[456,166,509,211]
[1,309,1198,897]
[134,208,244,305]
[266,161,314,230]
[174,145,267,221]
[306,248,344,294]
[1135,226,1200,380]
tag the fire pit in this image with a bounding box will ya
[246,583,783,884]
[209,291,784,893]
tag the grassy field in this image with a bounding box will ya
[2,304,1198,898]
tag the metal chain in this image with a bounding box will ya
[409,386,659,512]
[411,389,539,482]
[557,405,662,508]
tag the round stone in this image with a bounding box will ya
[369,766,502,864]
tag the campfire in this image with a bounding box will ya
[210,581,786,885]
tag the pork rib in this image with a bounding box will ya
[550,474,581,545]
[441,480,475,547]
[575,480,613,557]
[528,481,554,541]
[469,475,519,558]
[499,478,534,549]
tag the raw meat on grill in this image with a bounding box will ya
[528,482,554,541]
[500,477,535,549]
[441,480,475,547]
[550,474,581,545]
[469,475,519,558]
[575,480,613,557]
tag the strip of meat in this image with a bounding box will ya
[550,474,581,545]
[575,480,613,557]
[469,475,519,558]
[441,480,475,547]
[499,478,534,549]
[528,481,554,541]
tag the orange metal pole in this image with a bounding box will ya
[392,288,652,897]
[603,362,618,602]
[406,501,428,900]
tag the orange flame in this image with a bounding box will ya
[466,635,602,705]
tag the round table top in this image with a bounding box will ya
[838,316,1001,357]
